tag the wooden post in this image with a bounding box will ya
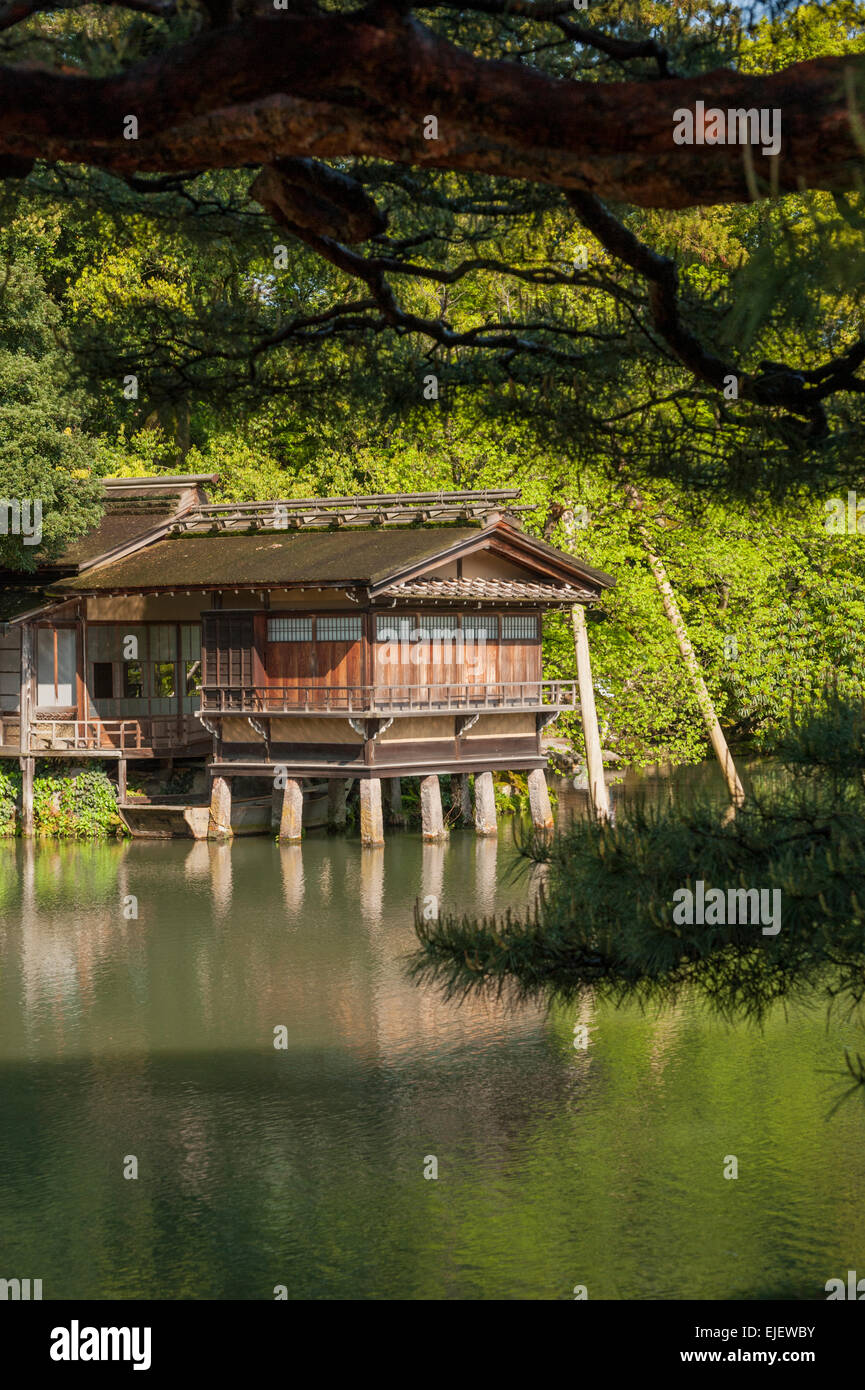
[278,777,304,843]
[327,778,348,830]
[19,755,34,837]
[19,621,32,758]
[622,483,745,808]
[450,772,472,824]
[527,767,554,833]
[473,770,498,836]
[208,775,233,840]
[385,776,405,826]
[420,774,447,841]
[359,777,384,847]
[117,758,128,805]
[571,604,611,821]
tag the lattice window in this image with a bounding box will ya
[462,615,499,639]
[376,615,413,641]
[268,617,312,642]
[414,614,461,639]
[317,616,362,642]
[502,615,538,640]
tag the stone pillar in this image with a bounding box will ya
[208,775,233,840]
[359,777,384,847]
[473,770,497,836]
[527,767,554,833]
[278,777,303,843]
[420,774,447,842]
[327,778,348,830]
[385,777,405,826]
[19,755,34,837]
[450,772,472,825]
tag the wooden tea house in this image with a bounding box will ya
[0,476,614,840]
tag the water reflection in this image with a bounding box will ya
[0,790,863,1301]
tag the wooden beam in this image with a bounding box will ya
[18,621,32,758]
[19,755,34,836]
[571,604,611,821]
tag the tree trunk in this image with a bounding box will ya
[624,481,745,809]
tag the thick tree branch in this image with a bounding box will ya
[567,188,846,434]
[0,13,861,206]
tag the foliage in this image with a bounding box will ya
[0,765,20,835]
[31,766,124,839]
[411,696,865,1021]
[1,3,864,768]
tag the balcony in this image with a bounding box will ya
[200,681,578,715]
[5,715,211,756]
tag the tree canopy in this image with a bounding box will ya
[0,0,865,480]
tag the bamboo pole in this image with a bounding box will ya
[623,481,745,809]
[571,604,611,821]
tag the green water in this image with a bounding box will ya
[1,772,864,1300]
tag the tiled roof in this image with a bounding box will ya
[385,578,592,602]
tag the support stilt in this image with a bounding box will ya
[420,774,447,841]
[208,775,233,840]
[450,772,472,825]
[473,770,498,836]
[385,777,405,826]
[278,777,303,843]
[327,778,348,830]
[571,604,611,821]
[117,758,128,805]
[527,767,554,833]
[19,755,34,837]
[359,778,384,847]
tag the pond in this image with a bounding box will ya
[0,760,862,1300]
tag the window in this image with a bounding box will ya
[317,616,362,642]
[124,662,143,699]
[153,662,175,698]
[186,660,202,697]
[462,615,498,639]
[92,662,114,699]
[377,615,411,641]
[36,628,76,707]
[268,617,312,642]
[415,614,461,639]
[502,615,538,640]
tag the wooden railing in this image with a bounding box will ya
[200,681,578,714]
[28,718,144,751]
[24,715,209,753]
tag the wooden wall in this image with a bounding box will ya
[204,608,542,695]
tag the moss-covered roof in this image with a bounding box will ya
[56,505,181,567]
[51,527,487,592]
[0,587,57,623]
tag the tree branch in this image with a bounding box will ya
[0,12,861,207]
